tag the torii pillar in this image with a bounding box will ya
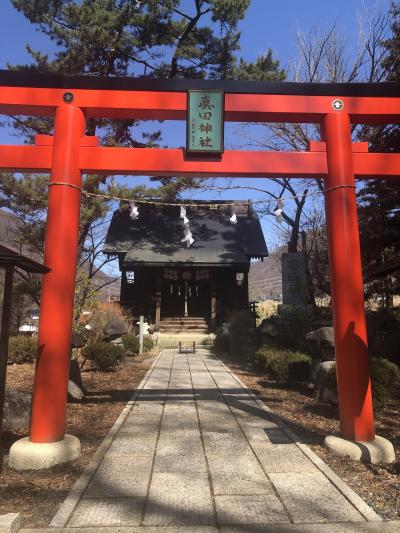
[323,111,375,442]
[9,104,84,469]
[322,110,394,461]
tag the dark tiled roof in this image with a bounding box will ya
[0,209,43,263]
[0,242,49,273]
[103,202,268,268]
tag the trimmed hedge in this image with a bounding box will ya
[143,335,155,352]
[8,336,37,364]
[82,341,124,370]
[368,358,400,406]
[213,334,230,354]
[213,311,255,358]
[122,334,154,355]
[122,334,140,355]
[255,346,311,383]
[229,311,254,357]
[312,358,400,408]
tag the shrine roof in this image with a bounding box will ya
[103,201,268,268]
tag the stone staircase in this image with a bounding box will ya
[156,317,214,349]
[159,316,209,333]
[155,331,214,349]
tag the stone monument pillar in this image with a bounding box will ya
[282,252,308,304]
[279,252,313,315]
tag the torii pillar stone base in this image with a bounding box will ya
[8,434,81,470]
[325,434,395,464]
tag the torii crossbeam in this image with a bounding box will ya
[1,70,399,468]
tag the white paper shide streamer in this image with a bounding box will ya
[129,201,139,220]
[230,206,237,224]
[181,223,194,248]
[274,198,284,223]
[180,205,194,248]
[180,205,189,225]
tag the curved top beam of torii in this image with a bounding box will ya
[0,69,399,124]
[0,69,399,178]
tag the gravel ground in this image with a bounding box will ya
[0,353,156,528]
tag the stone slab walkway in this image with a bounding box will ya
[39,349,391,532]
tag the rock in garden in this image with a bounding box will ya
[312,360,337,403]
[3,390,31,430]
[71,331,85,348]
[69,359,86,393]
[306,326,335,360]
[68,379,84,401]
[103,317,128,339]
[259,319,279,337]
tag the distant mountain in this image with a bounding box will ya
[249,248,283,301]
[90,268,121,302]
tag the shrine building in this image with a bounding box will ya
[104,200,268,332]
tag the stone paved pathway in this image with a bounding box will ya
[44,349,389,532]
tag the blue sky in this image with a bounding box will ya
[1,0,391,71]
[0,0,393,251]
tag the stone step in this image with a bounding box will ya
[160,317,209,331]
[159,326,209,333]
[160,320,208,326]
[161,317,208,323]
[156,332,214,349]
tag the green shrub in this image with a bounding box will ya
[122,334,154,355]
[369,358,400,406]
[229,310,254,357]
[143,335,154,352]
[214,334,230,354]
[255,346,311,383]
[8,336,37,364]
[273,317,313,352]
[366,310,400,366]
[370,332,400,366]
[122,334,140,355]
[82,341,123,370]
[317,358,400,408]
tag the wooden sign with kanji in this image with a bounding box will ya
[186,90,224,153]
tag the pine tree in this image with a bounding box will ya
[2,0,254,249]
[358,2,400,307]
[1,1,286,313]
[233,51,285,81]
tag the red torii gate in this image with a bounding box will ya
[1,70,399,466]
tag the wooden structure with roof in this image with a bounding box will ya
[104,201,268,332]
[0,242,49,470]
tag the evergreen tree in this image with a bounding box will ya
[2,0,253,245]
[0,0,285,314]
[233,50,285,81]
[358,2,400,308]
